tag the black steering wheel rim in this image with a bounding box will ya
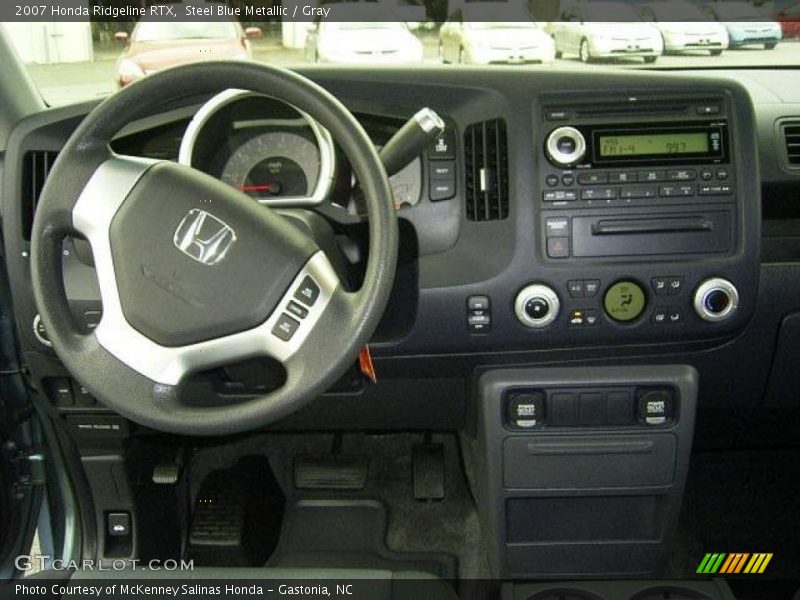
[30,62,398,435]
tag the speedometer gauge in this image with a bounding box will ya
[220,132,321,200]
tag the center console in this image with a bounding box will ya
[511,91,759,345]
[466,365,698,579]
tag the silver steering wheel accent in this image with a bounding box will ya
[177,89,336,208]
[72,156,340,386]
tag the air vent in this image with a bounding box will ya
[783,120,800,166]
[21,150,58,240]
[464,119,508,221]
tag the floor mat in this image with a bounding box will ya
[266,498,457,580]
[672,449,800,581]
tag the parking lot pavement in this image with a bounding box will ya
[24,34,800,106]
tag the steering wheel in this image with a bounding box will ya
[30,62,398,435]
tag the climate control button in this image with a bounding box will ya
[515,284,560,328]
[694,278,739,322]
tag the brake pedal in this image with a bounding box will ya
[413,442,445,501]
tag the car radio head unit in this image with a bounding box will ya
[546,121,727,168]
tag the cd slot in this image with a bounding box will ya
[572,211,731,257]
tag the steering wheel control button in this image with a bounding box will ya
[33,314,52,347]
[286,301,309,320]
[604,280,647,322]
[694,278,739,323]
[546,126,586,167]
[272,314,301,342]
[294,276,320,307]
[507,392,545,429]
[515,284,560,329]
[637,389,674,426]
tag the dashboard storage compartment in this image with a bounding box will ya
[503,434,677,489]
[468,365,698,579]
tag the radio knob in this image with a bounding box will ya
[515,284,560,328]
[546,126,586,167]
[694,278,739,323]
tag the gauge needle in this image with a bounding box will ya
[239,184,273,192]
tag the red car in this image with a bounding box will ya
[114,21,261,87]
[775,1,800,38]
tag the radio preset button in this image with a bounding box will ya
[609,171,637,183]
[638,170,665,183]
[620,186,657,200]
[577,172,608,185]
[580,188,617,200]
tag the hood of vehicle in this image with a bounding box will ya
[466,27,551,48]
[123,38,246,72]
[583,22,661,39]
[319,29,420,53]
[723,20,782,33]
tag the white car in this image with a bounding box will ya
[700,2,782,49]
[637,2,729,55]
[305,17,424,65]
[548,1,664,63]
[439,5,555,65]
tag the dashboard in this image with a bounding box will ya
[3,66,800,431]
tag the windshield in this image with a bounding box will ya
[711,3,764,19]
[647,3,708,21]
[582,3,643,22]
[132,21,239,42]
[2,0,797,107]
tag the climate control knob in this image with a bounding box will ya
[515,284,560,328]
[545,126,586,167]
[694,278,739,323]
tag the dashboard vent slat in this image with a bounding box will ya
[464,119,509,221]
[781,121,800,166]
[21,150,59,240]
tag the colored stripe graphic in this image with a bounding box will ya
[702,553,774,575]
[697,553,728,574]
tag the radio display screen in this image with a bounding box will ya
[599,132,709,158]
